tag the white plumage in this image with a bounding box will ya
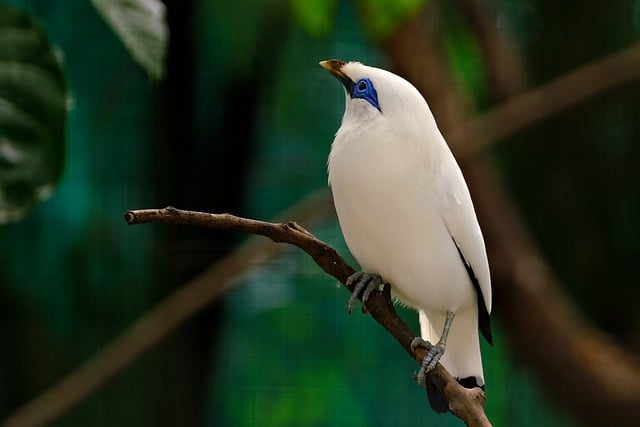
[320,60,492,400]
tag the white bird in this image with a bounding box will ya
[320,59,492,412]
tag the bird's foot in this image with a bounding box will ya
[411,337,446,388]
[346,272,383,314]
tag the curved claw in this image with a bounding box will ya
[423,342,446,372]
[411,336,431,352]
[411,337,446,388]
[346,272,382,314]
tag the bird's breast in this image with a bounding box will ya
[328,125,475,312]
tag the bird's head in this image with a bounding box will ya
[320,59,382,112]
[319,59,431,126]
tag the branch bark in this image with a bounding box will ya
[123,207,491,426]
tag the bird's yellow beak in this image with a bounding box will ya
[319,59,348,80]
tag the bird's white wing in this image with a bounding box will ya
[433,146,492,317]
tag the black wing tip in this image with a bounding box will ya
[480,308,493,345]
[451,237,493,345]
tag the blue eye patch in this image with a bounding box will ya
[344,77,381,112]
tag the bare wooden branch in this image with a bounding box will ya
[451,41,640,156]
[124,207,491,426]
[125,206,355,282]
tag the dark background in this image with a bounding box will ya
[2,0,640,425]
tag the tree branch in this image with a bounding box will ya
[123,207,491,426]
[451,40,640,156]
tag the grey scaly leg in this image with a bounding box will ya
[411,310,455,387]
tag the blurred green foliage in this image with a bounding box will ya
[91,0,168,80]
[356,0,428,39]
[289,0,337,38]
[0,0,167,225]
[0,0,161,424]
[0,5,67,223]
[2,0,639,426]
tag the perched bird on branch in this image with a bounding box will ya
[320,59,492,413]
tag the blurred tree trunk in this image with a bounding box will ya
[155,0,257,423]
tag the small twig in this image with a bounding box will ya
[125,206,356,282]
[125,207,489,425]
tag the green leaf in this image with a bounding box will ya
[91,0,168,80]
[0,5,68,223]
[357,0,428,39]
[289,0,337,38]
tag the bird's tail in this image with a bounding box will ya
[418,306,484,413]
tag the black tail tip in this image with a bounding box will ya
[425,376,484,414]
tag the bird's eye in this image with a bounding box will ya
[350,77,380,111]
